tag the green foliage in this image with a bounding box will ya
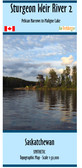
[40,66,77,89]
[3,66,77,90]
[60,66,71,88]
[37,74,44,87]
[44,76,50,87]
[25,86,29,89]
[72,66,77,88]
[49,69,57,87]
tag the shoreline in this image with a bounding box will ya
[13,87,77,91]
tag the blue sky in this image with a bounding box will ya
[3,35,77,81]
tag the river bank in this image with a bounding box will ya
[13,86,76,91]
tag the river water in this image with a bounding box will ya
[3,90,77,130]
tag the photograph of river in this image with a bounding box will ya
[3,90,76,130]
[3,35,77,130]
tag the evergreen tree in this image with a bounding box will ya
[37,74,44,87]
[72,66,77,87]
[49,69,58,87]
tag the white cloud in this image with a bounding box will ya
[3,35,76,80]
[56,68,64,74]
[61,55,74,65]
[73,61,77,65]
[42,67,64,75]
[40,35,55,42]
[38,52,57,57]
[42,68,52,74]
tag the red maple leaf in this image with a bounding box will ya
[8,27,11,30]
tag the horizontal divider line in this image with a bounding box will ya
[3,130,77,133]
[3,164,77,167]
[3,1,77,3]
[3,32,77,35]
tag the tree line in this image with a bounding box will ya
[3,76,36,89]
[36,66,77,88]
[3,66,77,90]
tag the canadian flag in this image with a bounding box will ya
[4,26,15,32]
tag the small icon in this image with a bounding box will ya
[4,26,15,32]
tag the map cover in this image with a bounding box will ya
[3,0,77,167]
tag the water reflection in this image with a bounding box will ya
[3,90,77,130]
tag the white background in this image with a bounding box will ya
[0,0,82,167]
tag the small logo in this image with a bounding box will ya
[59,26,75,32]
[4,26,15,32]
